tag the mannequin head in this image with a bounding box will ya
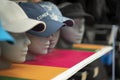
[26,30,60,61]
[57,18,85,48]
[27,33,50,54]
[27,30,60,54]
[1,33,31,62]
[61,18,85,43]
[56,2,94,48]
[0,33,30,69]
[0,21,15,56]
[0,0,46,69]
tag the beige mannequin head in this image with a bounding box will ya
[27,30,60,54]
[27,33,50,54]
[26,30,60,61]
[57,18,85,48]
[61,18,85,43]
[0,33,31,69]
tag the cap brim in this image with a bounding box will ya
[62,16,74,26]
[65,12,94,20]
[28,19,65,37]
[3,18,46,33]
[0,26,15,44]
[64,12,94,25]
[80,13,94,19]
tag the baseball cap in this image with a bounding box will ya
[19,2,65,37]
[39,2,74,26]
[0,21,15,44]
[0,0,46,33]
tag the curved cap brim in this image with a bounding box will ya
[62,16,75,26]
[3,18,46,33]
[28,19,65,37]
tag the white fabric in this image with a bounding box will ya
[0,0,46,33]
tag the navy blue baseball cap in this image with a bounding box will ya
[0,21,15,44]
[39,2,74,26]
[19,2,65,37]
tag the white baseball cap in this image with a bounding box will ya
[0,0,46,33]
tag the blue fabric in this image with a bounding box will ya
[19,2,65,37]
[0,21,15,43]
[39,2,74,26]
[101,50,113,65]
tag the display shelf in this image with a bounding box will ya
[0,45,113,80]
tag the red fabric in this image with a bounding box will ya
[24,49,94,68]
